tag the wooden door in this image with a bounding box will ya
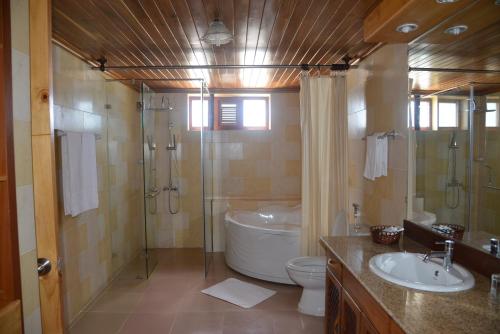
[0,0,23,333]
[325,271,342,334]
[341,290,361,334]
[29,0,64,332]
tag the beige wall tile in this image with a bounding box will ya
[52,45,142,325]
[146,92,301,250]
[13,120,33,186]
[19,250,41,316]
[347,44,408,226]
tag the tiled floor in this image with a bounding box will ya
[70,249,324,334]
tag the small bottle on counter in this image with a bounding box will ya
[489,273,500,306]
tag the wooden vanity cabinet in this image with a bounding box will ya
[325,270,342,333]
[325,251,405,334]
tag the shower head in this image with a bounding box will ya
[161,96,174,111]
[449,132,459,149]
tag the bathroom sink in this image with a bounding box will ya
[369,252,474,292]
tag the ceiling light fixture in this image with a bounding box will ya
[444,25,468,35]
[202,19,233,46]
[396,23,418,34]
[435,0,460,3]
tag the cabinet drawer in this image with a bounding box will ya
[326,252,343,282]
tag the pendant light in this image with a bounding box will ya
[202,0,232,46]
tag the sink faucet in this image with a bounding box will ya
[423,240,454,271]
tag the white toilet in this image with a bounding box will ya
[286,256,326,316]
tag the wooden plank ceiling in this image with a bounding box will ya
[52,0,381,90]
[408,0,500,95]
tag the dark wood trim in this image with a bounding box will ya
[404,220,500,278]
[0,0,22,305]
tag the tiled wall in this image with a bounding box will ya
[53,46,143,324]
[10,0,42,333]
[347,44,409,226]
[147,92,301,251]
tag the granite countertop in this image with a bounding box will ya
[320,236,500,334]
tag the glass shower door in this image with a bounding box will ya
[141,82,158,277]
[472,87,500,235]
[201,84,214,277]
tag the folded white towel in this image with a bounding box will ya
[363,133,388,180]
[61,131,99,217]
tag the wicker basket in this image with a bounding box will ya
[431,224,465,240]
[370,225,403,245]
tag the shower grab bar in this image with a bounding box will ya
[361,129,404,140]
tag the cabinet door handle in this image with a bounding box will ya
[37,258,52,276]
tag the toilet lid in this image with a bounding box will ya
[287,256,326,273]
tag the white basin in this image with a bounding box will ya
[369,252,474,292]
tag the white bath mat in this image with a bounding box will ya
[201,278,276,308]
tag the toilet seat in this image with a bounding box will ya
[286,256,326,273]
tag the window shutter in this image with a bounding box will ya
[215,97,242,129]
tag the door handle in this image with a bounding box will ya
[37,258,52,276]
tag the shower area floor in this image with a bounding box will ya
[69,249,323,334]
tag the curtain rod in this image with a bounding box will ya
[91,59,352,72]
[104,78,205,82]
[409,67,500,74]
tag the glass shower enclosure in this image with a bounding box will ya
[140,80,214,278]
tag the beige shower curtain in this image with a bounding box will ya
[300,74,349,256]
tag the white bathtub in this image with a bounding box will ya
[224,205,301,284]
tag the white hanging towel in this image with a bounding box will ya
[363,133,387,180]
[375,135,388,177]
[61,131,99,217]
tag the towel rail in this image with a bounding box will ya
[55,129,102,140]
[362,130,403,141]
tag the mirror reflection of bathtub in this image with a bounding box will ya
[224,205,301,284]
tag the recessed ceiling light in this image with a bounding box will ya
[444,25,468,35]
[435,0,460,3]
[396,23,418,34]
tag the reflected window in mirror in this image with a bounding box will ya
[486,101,499,128]
[410,99,431,130]
[438,102,459,128]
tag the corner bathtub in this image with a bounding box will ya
[224,206,301,284]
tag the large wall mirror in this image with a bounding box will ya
[408,82,500,255]
[407,17,500,256]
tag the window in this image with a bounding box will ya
[486,102,498,128]
[438,102,458,128]
[410,99,431,129]
[189,94,270,131]
[189,96,209,130]
[243,99,267,128]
